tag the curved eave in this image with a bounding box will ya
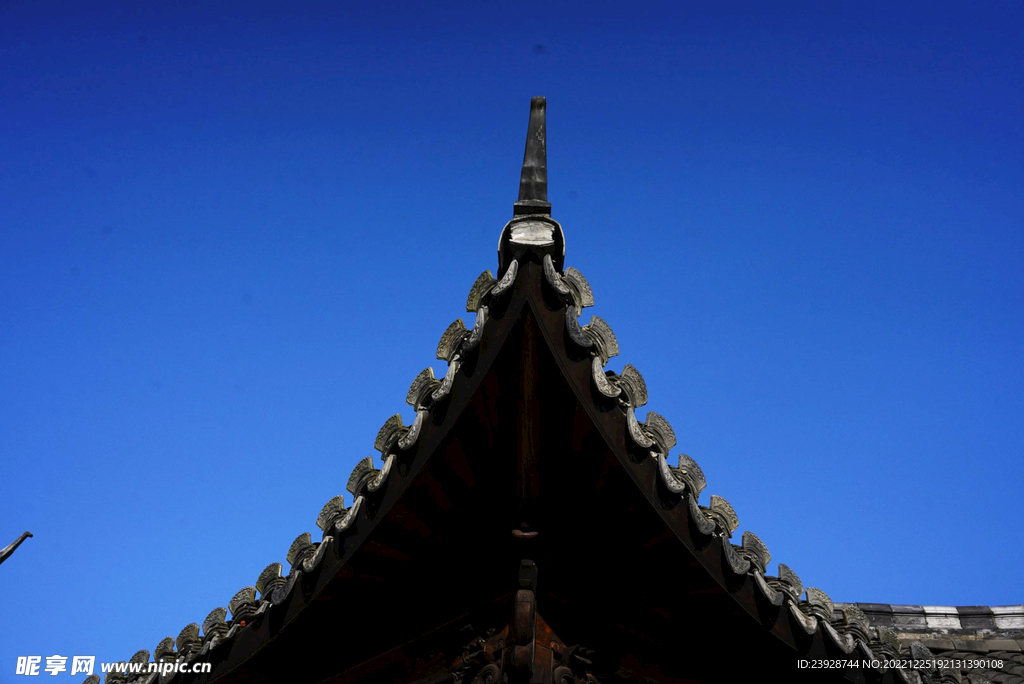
[135,252,912,684]
[515,256,905,684]
[160,273,535,684]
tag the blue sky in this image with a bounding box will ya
[2,0,1022,677]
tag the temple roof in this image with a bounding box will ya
[835,603,1024,684]
[82,99,1021,684]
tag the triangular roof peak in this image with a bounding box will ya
[81,98,1023,684]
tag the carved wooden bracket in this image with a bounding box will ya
[450,560,602,684]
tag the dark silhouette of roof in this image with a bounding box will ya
[82,99,1023,684]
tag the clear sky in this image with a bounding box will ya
[2,0,1022,677]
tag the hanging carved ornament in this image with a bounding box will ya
[449,560,603,684]
[450,626,601,684]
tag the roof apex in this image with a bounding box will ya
[499,98,564,275]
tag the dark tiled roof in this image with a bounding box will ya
[836,603,1024,683]
[80,99,1019,684]
[87,246,1011,684]
[840,603,1024,637]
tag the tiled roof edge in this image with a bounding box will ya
[544,252,1024,684]
[85,247,1006,684]
[835,603,1024,633]
[81,263,524,684]
[833,602,1024,682]
[542,255,930,682]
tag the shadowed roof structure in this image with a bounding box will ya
[82,99,1023,684]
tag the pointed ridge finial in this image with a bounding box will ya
[514,96,551,216]
[498,97,563,276]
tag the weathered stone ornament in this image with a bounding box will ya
[702,494,739,538]
[802,586,834,622]
[201,607,229,645]
[286,532,317,571]
[347,456,379,496]
[738,530,770,574]
[674,453,707,497]
[617,364,648,407]
[316,495,348,533]
[644,411,676,451]
[153,637,176,664]
[374,415,407,455]
[765,563,803,604]
[256,562,286,601]
[466,271,496,312]
[175,623,201,658]
[437,319,467,362]
[228,587,258,624]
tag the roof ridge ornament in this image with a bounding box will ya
[514,96,550,216]
[498,97,564,276]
